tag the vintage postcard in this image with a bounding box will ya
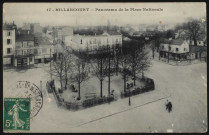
[3,2,207,133]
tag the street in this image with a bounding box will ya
[3,60,207,133]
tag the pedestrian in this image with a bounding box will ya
[165,100,169,111]
[168,101,172,113]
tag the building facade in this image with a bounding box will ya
[14,32,35,67]
[3,22,17,65]
[34,45,54,63]
[159,39,190,60]
[65,32,122,52]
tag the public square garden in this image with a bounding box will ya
[46,42,155,110]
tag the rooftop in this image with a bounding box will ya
[16,34,35,41]
[35,35,52,46]
[161,38,185,46]
[3,23,17,30]
[75,31,121,36]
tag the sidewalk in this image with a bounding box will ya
[31,80,170,132]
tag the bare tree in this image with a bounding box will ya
[51,52,65,90]
[118,53,131,93]
[128,42,151,86]
[63,50,73,90]
[112,45,121,75]
[186,19,201,46]
[90,48,109,97]
[72,58,89,100]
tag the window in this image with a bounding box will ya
[7,48,11,54]
[93,39,96,44]
[169,46,171,51]
[23,42,27,47]
[7,39,11,45]
[30,58,33,62]
[7,31,11,36]
[199,41,201,44]
[42,48,47,53]
[190,41,192,44]
[184,48,186,51]
[81,39,82,44]
[176,48,179,52]
[162,46,164,49]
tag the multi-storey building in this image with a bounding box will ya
[14,31,35,67]
[159,39,190,60]
[34,36,54,63]
[3,22,17,65]
[65,31,122,52]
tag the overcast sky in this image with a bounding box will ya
[3,2,206,27]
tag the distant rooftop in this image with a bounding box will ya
[76,31,121,36]
[162,38,185,46]
[16,34,34,41]
[35,35,52,45]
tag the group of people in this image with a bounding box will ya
[165,100,172,113]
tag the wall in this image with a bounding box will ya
[160,41,189,54]
[70,34,122,51]
[3,29,16,56]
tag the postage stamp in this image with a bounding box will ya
[4,98,30,131]
[5,81,43,118]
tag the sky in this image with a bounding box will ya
[3,2,206,27]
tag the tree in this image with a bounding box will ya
[186,19,201,46]
[72,56,89,100]
[118,47,131,93]
[51,52,65,90]
[128,41,151,86]
[51,48,73,91]
[63,49,73,90]
[90,48,109,97]
[112,45,121,75]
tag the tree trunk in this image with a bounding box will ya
[108,55,111,97]
[168,52,170,63]
[78,81,80,99]
[65,75,67,90]
[116,57,119,76]
[124,69,126,93]
[100,80,103,97]
[159,51,161,60]
[100,58,103,97]
[133,69,136,86]
[152,48,154,59]
[194,38,197,46]
[60,76,63,90]
[78,64,81,99]
[142,72,144,79]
